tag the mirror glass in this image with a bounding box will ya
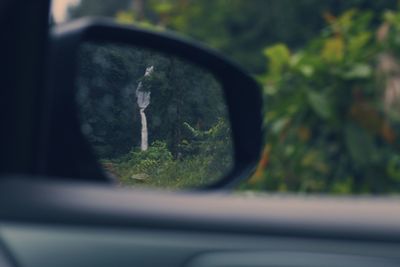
[75,42,233,189]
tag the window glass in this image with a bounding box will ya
[52,0,400,194]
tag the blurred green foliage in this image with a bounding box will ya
[69,0,397,73]
[246,8,400,193]
[67,0,400,193]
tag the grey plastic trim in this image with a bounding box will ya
[1,177,400,243]
[188,252,400,267]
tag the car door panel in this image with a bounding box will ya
[0,178,400,267]
[1,224,400,267]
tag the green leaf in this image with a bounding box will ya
[115,11,135,24]
[307,91,332,119]
[299,65,314,77]
[271,118,289,134]
[344,124,377,166]
[342,64,372,79]
[387,156,400,182]
[263,44,290,79]
[336,9,357,31]
[153,2,174,14]
[348,32,371,54]
[321,37,344,63]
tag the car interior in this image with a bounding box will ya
[0,1,400,267]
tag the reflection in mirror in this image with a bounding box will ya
[76,42,233,189]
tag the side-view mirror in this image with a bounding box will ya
[45,18,262,190]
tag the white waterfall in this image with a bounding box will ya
[139,108,148,151]
[136,66,154,151]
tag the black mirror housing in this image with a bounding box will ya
[46,18,262,189]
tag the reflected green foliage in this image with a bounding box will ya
[104,119,232,189]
